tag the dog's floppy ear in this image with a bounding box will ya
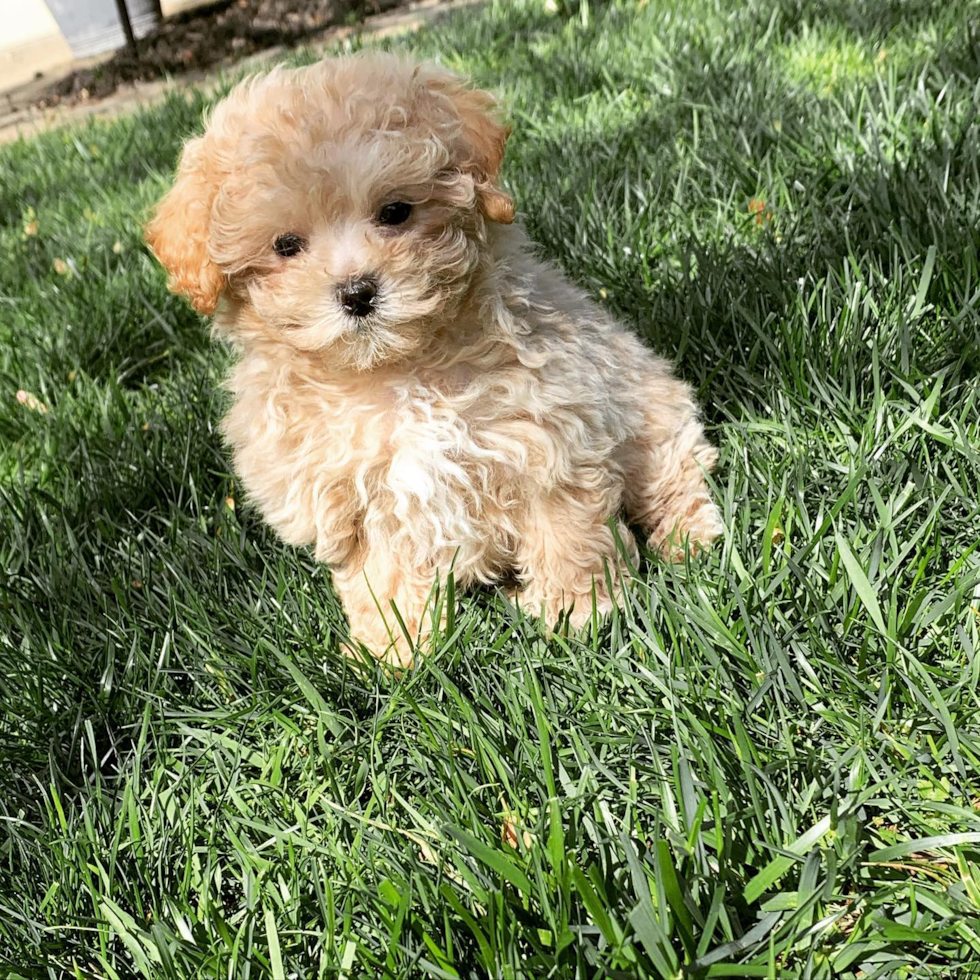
[145,136,224,315]
[450,85,515,224]
[418,66,515,224]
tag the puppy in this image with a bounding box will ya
[146,52,722,665]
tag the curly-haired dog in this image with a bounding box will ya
[146,52,723,665]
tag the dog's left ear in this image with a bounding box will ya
[418,66,515,224]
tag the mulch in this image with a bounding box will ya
[35,0,406,109]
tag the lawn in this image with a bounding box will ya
[2,0,980,976]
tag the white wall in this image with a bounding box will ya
[0,0,61,48]
[0,0,72,90]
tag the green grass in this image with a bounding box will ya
[2,0,980,975]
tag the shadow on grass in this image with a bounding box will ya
[513,22,980,411]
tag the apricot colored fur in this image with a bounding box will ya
[146,53,723,665]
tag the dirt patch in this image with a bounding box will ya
[36,0,406,109]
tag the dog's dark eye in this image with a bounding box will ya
[377,202,413,226]
[274,233,306,257]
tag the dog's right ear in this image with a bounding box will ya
[144,137,224,316]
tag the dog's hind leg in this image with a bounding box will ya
[622,372,723,562]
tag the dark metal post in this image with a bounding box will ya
[112,0,138,49]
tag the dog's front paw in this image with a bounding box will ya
[648,498,723,562]
[508,581,620,632]
[345,623,417,671]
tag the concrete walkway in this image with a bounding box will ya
[0,0,479,145]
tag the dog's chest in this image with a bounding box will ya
[364,381,520,545]
[226,365,530,563]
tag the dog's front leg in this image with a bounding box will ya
[331,553,443,668]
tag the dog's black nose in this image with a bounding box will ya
[338,277,377,318]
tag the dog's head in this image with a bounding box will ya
[145,53,513,370]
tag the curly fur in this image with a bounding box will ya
[146,52,723,665]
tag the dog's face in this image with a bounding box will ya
[146,54,513,370]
